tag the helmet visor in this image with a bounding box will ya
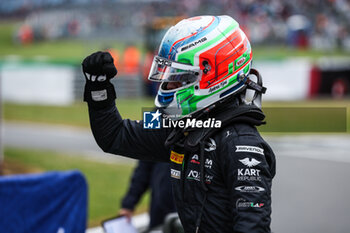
[148,56,200,83]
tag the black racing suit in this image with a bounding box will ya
[87,100,276,233]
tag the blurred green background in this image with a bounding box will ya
[1,21,349,64]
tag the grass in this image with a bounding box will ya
[3,147,150,227]
[0,21,138,65]
[1,21,349,65]
[261,100,350,133]
[3,99,350,133]
[252,45,350,61]
[0,38,131,65]
[4,102,91,127]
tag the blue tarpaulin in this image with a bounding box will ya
[0,170,88,233]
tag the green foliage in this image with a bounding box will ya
[4,147,150,227]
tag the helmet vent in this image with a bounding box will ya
[202,60,211,74]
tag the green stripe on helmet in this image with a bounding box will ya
[178,61,251,115]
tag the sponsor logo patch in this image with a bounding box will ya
[170,151,184,164]
[235,145,264,155]
[190,154,200,164]
[187,170,213,184]
[237,168,261,181]
[181,37,207,52]
[205,138,216,152]
[91,90,107,101]
[238,157,262,181]
[236,198,264,209]
[236,57,246,67]
[205,159,213,169]
[239,158,261,168]
[187,170,200,181]
[238,168,261,176]
[235,186,265,193]
[171,169,181,179]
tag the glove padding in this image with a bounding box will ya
[82,51,118,109]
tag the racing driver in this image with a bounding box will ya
[82,15,276,233]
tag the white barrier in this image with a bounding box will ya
[254,58,311,101]
[1,62,75,105]
[0,58,312,105]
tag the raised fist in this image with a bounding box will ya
[82,51,118,108]
[82,51,117,82]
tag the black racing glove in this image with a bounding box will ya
[82,51,118,109]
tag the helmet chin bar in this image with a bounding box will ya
[240,68,266,108]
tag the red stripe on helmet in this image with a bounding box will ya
[168,16,215,58]
[199,29,251,89]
